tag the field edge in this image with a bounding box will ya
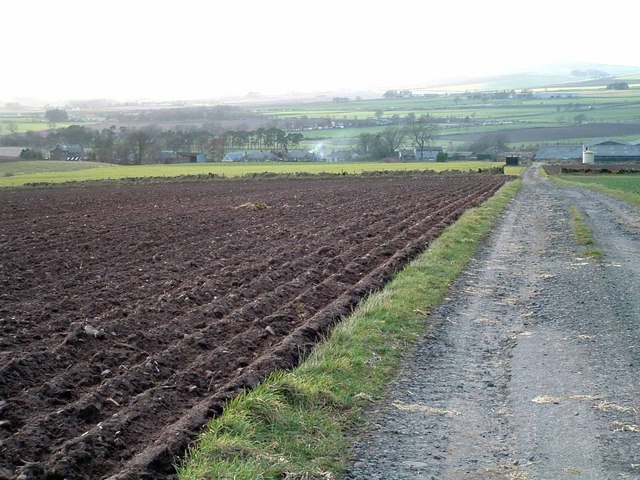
[178,178,522,479]
[552,175,640,209]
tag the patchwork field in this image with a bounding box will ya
[0,173,508,478]
[0,160,508,187]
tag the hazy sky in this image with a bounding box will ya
[3,0,638,103]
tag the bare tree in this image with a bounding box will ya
[126,129,154,164]
[406,117,439,153]
[379,126,405,157]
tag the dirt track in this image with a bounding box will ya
[0,174,507,479]
[345,166,640,479]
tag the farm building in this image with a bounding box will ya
[285,150,316,161]
[414,146,443,161]
[158,151,178,163]
[449,151,475,160]
[535,139,640,162]
[398,149,416,161]
[326,151,359,162]
[222,152,245,162]
[50,144,87,161]
[245,151,279,162]
[534,145,583,161]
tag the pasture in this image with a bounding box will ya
[0,160,111,177]
[0,160,511,187]
[559,174,640,196]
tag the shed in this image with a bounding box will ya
[589,143,640,163]
[414,146,443,161]
[245,151,279,162]
[327,151,359,162]
[285,150,315,161]
[398,149,416,161]
[223,152,245,162]
[50,144,86,161]
[159,151,178,163]
[535,142,640,163]
[534,145,583,161]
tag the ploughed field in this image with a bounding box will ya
[0,174,507,479]
[543,163,640,175]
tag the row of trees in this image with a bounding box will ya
[224,128,304,151]
[1,124,306,164]
[356,118,440,159]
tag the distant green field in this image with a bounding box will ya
[0,120,79,134]
[0,161,508,187]
[258,91,640,125]
[559,174,640,196]
[0,160,112,177]
[556,173,640,209]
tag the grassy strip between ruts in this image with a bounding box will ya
[178,179,522,480]
[569,206,603,259]
[570,206,595,246]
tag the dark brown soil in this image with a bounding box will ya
[0,174,507,479]
[543,163,640,174]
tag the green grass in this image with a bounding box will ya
[504,165,524,176]
[0,161,508,187]
[178,179,521,480]
[0,121,80,134]
[0,160,113,178]
[257,90,640,127]
[556,174,640,209]
[570,206,595,246]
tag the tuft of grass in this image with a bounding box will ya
[570,206,595,246]
[569,206,603,259]
[178,179,521,480]
[584,247,604,259]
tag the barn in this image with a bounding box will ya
[534,139,640,163]
[50,144,87,161]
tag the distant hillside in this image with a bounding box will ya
[414,64,640,93]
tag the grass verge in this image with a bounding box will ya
[553,175,640,209]
[569,206,603,259]
[178,179,521,480]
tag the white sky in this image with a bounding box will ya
[2,0,638,103]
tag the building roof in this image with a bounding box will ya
[587,138,631,147]
[591,144,640,157]
[536,143,640,160]
[286,150,312,159]
[66,145,84,154]
[159,151,178,160]
[246,151,278,160]
[223,152,245,160]
[52,144,83,154]
[534,145,583,160]
[414,146,443,152]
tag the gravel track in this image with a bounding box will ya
[345,166,640,479]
